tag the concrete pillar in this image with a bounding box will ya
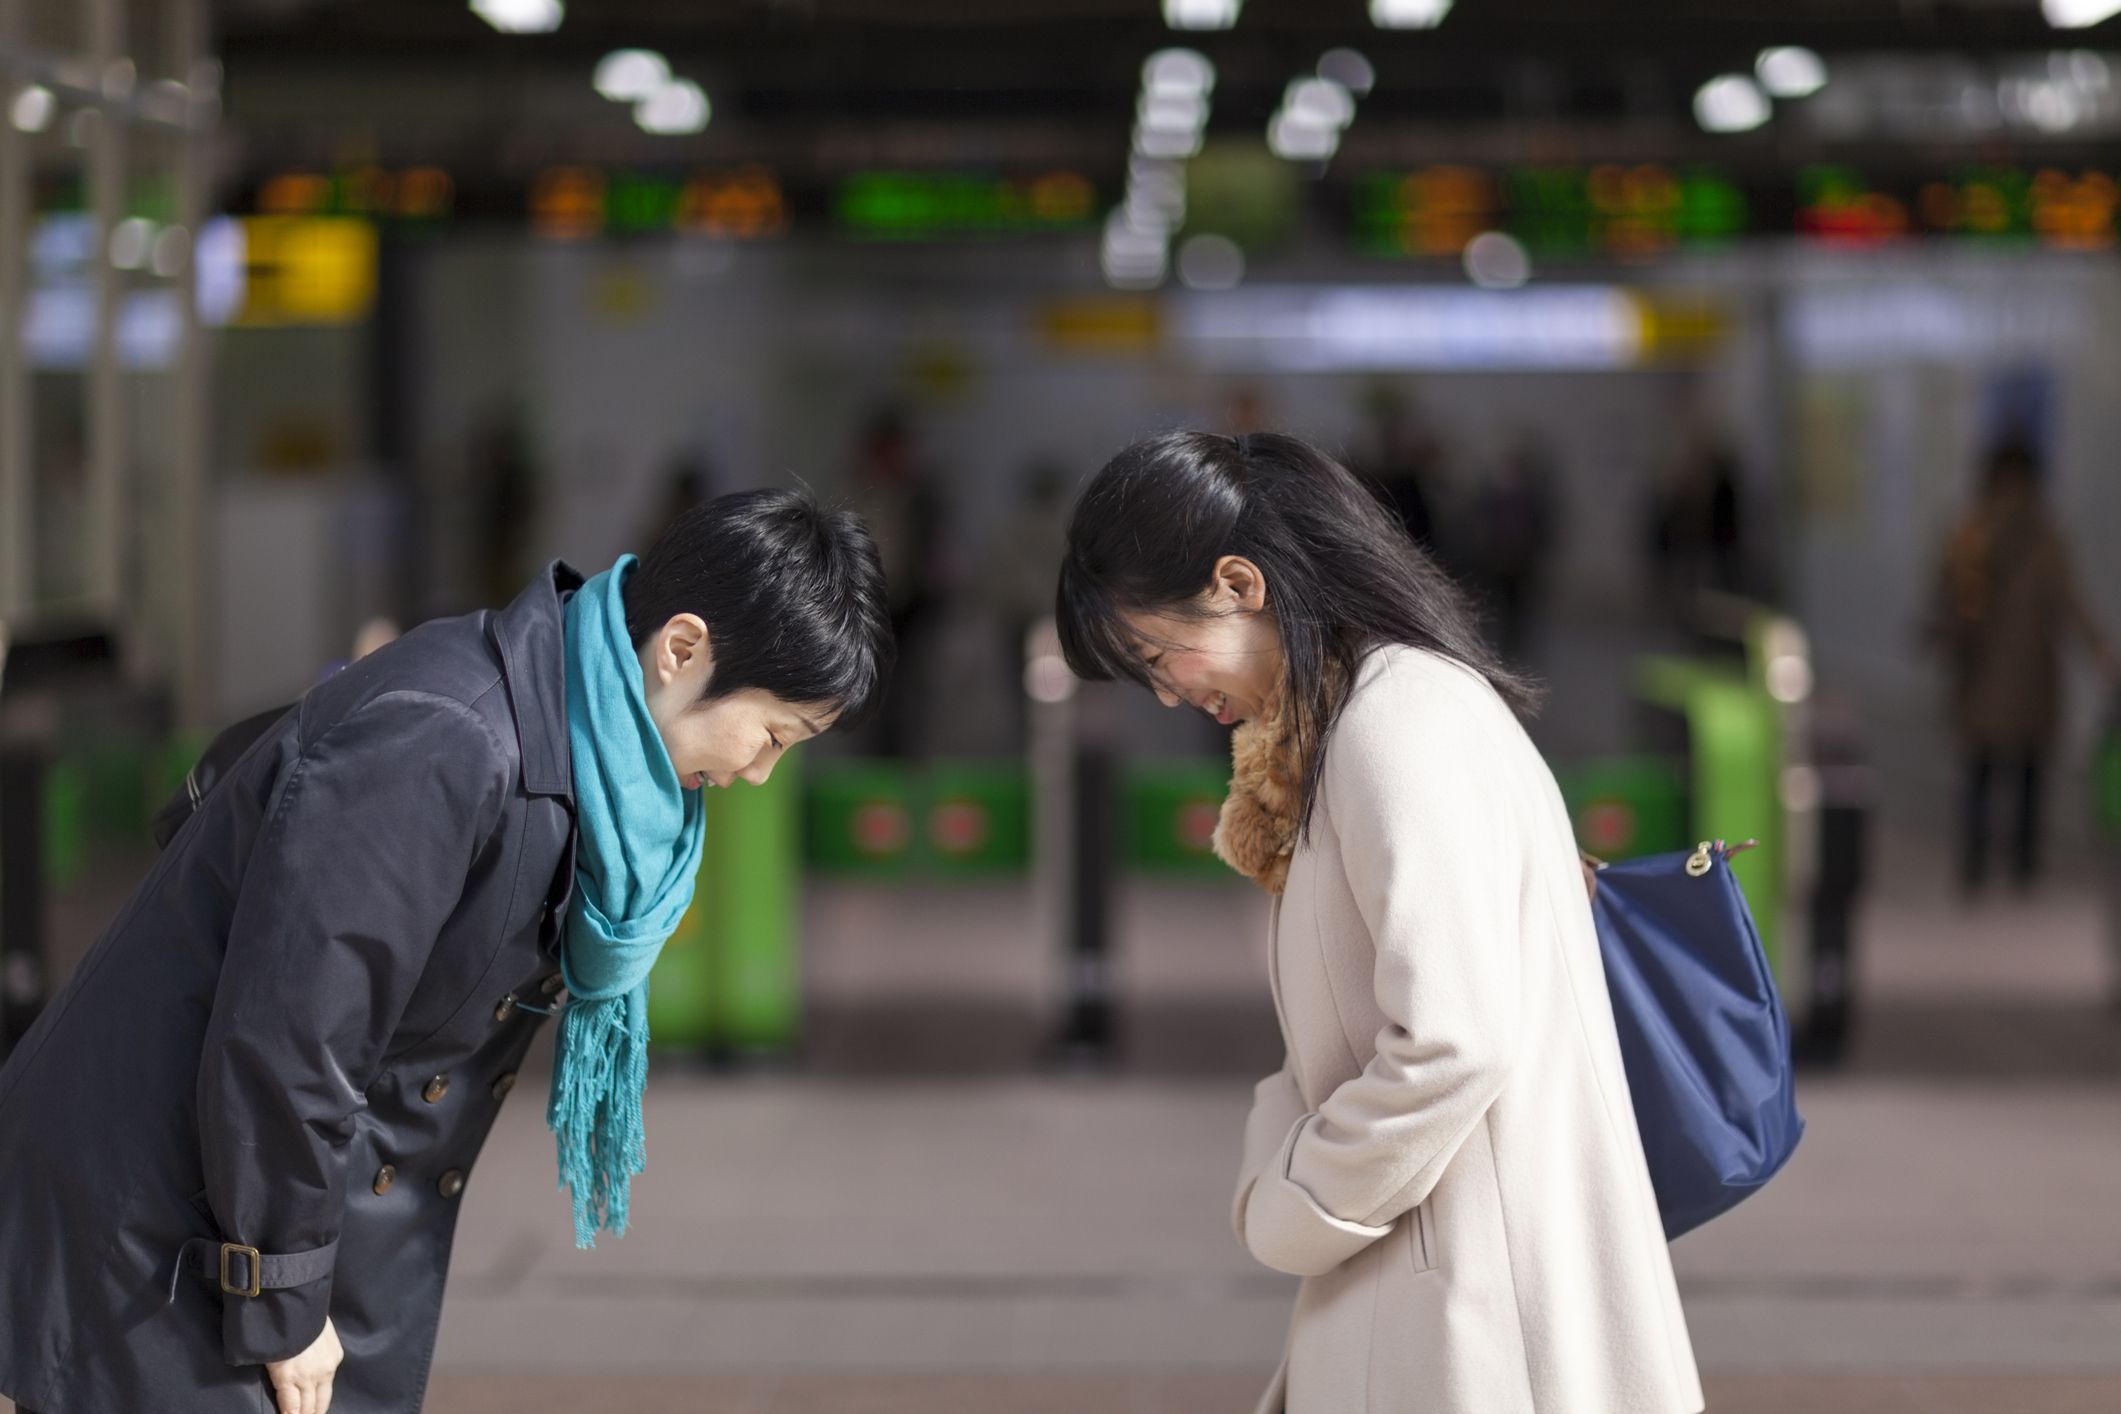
[0,0,30,622]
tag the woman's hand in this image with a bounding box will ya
[266,1315,342,1414]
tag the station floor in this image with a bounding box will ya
[18,821,2116,1414]
[11,645,2121,1411]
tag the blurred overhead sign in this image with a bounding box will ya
[236,218,379,325]
[1172,285,1729,371]
[1356,165,1749,261]
[1802,164,2118,249]
[1356,162,2119,258]
[529,165,789,241]
[255,167,455,222]
[835,171,1095,240]
[1175,285,1649,370]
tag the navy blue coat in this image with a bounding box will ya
[0,564,583,1413]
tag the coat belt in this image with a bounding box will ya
[167,1235,339,1304]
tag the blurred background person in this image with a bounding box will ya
[845,406,944,758]
[1929,441,2118,896]
[1353,383,1444,555]
[1648,426,1749,613]
[1464,431,1559,658]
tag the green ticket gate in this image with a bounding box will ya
[805,761,918,878]
[1123,761,1233,878]
[648,762,802,1055]
[1632,653,1786,976]
[1554,755,1689,863]
[802,760,1031,878]
[924,763,1032,878]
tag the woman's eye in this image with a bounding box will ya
[769,733,783,751]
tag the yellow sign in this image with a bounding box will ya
[1036,296,1162,354]
[238,217,378,326]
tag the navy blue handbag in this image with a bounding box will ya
[1589,839,1804,1239]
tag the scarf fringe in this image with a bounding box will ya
[550,987,651,1248]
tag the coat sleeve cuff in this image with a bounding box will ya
[1242,1114,1393,1278]
[223,1279,334,1367]
[1232,1070,1308,1246]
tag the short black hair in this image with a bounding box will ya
[624,488,894,726]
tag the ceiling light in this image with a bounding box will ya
[1135,125,1204,159]
[2021,77,2088,130]
[1128,166,1187,216]
[151,225,192,279]
[636,79,709,135]
[470,0,564,35]
[1267,111,1339,160]
[1101,250,1166,290]
[9,85,54,134]
[2043,0,2121,28]
[1285,77,1356,128]
[1370,0,1453,29]
[1694,74,1770,133]
[2056,48,2112,89]
[1462,231,1530,289]
[1163,0,1241,31]
[1143,49,1216,98]
[1102,217,1169,288]
[109,218,155,272]
[1130,155,1186,188]
[1139,91,1209,133]
[1177,233,1244,290]
[594,49,669,103]
[1123,191,1179,235]
[1755,46,1827,99]
[1318,49,1376,97]
[1106,210,1167,248]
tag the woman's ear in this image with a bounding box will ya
[1212,555,1270,613]
[652,614,712,688]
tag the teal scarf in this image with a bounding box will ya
[552,555,707,1247]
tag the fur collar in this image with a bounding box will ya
[1212,671,1337,895]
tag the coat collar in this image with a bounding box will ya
[488,559,584,801]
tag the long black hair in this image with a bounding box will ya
[1057,430,1540,836]
[625,487,895,726]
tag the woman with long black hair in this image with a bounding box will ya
[1058,431,1701,1414]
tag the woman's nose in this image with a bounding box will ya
[741,759,775,787]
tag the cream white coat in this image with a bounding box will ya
[1232,645,1703,1414]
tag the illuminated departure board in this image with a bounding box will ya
[528,166,789,240]
[1355,165,1747,260]
[834,171,1097,239]
[1359,163,2118,257]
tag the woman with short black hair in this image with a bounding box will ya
[0,489,892,1414]
[1058,431,1701,1414]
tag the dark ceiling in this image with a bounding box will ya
[208,0,2119,183]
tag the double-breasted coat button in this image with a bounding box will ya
[422,1075,451,1104]
[493,994,515,1022]
[437,1169,466,1199]
[491,1071,518,1100]
[372,1165,396,1196]
[539,973,565,997]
